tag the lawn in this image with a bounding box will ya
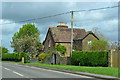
[1,61,119,77]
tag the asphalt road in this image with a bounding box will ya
[1,62,100,79]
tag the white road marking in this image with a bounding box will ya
[6,63,92,78]
[12,71,24,76]
[4,67,10,71]
[2,64,29,78]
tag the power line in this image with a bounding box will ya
[74,5,118,12]
[70,5,118,56]
[0,11,70,25]
[0,5,118,25]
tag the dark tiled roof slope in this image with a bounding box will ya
[49,27,90,42]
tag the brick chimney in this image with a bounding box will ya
[57,22,68,28]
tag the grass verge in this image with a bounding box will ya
[26,63,118,77]
[1,61,23,64]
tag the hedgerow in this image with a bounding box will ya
[2,52,30,63]
[71,51,108,66]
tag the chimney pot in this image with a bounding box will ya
[57,22,68,28]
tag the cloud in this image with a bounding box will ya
[1,20,22,35]
[1,2,118,52]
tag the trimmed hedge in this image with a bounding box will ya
[2,53,30,63]
[71,51,108,66]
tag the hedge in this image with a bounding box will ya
[2,53,30,63]
[71,51,108,66]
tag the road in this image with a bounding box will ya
[1,62,100,79]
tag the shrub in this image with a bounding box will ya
[56,44,66,54]
[45,52,52,59]
[33,54,37,58]
[19,52,30,63]
[38,52,46,62]
[71,51,108,66]
[2,52,30,63]
[88,40,109,51]
[0,46,8,53]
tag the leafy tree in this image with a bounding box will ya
[91,27,110,51]
[11,24,42,57]
[88,40,109,51]
[0,46,8,53]
[109,41,120,55]
[56,44,66,54]
[110,42,120,50]
[92,27,108,40]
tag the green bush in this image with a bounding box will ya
[71,51,108,66]
[88,40,109,51]
[33,54,37,58]
[56,44,66,54]
[45,52,52,58]
[38,52,46,62]
[2,52,30,63]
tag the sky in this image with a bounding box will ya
[0,2,119,53]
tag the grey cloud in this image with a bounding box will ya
[2,2,71,22]
[1,2,119,52]
[2,2,118,24]
[2,21,23,35]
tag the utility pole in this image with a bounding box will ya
[70,11,74,58]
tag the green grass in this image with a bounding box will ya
[1,61,23,64]
[1,61,119,77]
[26,63,119,77]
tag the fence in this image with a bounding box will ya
[109,49,120,68]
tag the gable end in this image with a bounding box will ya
[82,32,99,40]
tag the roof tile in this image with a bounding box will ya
[50,27,90,42]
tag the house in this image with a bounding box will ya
[43,23,99,57]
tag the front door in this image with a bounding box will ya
[54,54,56,64]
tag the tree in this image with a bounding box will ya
[88,40,109,51]
[0,46,9,53]
[11,24,42,57]
[110,41,120,50]
[92,27,108,40]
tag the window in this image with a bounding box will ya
[88,40,92,45]
[48,39,51,47]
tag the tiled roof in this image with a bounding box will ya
[49,27,90,42]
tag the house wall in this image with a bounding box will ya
[44,31,55,53]
[73,40,82,51]
[44,52,71,65]
[82,34,98,51]
[55,43,71,57]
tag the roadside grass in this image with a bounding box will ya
[1,61,118,77]
[26,63,118,77]
[1,61,23,64]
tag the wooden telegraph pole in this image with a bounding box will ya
[70,11,74,58]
